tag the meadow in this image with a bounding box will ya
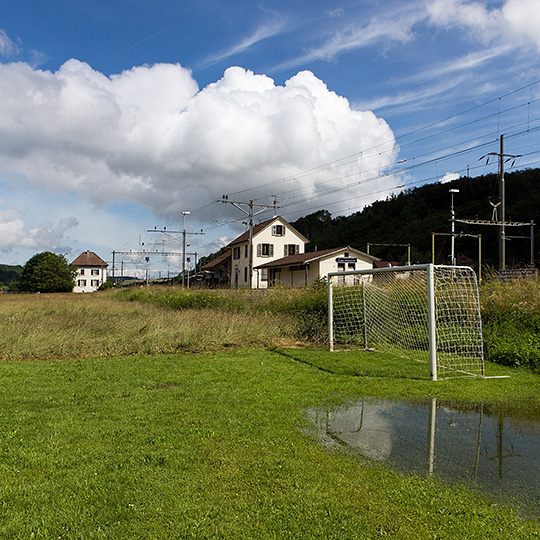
[1,281,540,539]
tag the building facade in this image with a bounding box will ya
[255,246,379,287]
[72,251,108,293]
[227,217,309,289]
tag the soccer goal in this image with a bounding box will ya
[328,264,484,380]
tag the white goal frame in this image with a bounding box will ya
[328,264,484,380]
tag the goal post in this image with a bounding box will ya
[328,264,484,380]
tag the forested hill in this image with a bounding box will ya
[0,264,23,286]
[292,168,540,268]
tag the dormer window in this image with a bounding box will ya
[272,224,285,237]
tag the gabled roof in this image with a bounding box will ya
[71,251,108,267]
[227,216,309,247]
[255,246,379,269]
[201,250,231,270]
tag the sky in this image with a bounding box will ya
[1,0,539,277]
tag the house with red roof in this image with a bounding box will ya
[202,216,308,288]
[72,251,108,293]
[202,216,379,288]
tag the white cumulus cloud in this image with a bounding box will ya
[0,208,78,251]
[439,172,460,184]
[0,60,397,223]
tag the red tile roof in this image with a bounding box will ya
[227,217,308,246]
[201,250,231,270]
[71,251,108,267]
[227,218,277,246]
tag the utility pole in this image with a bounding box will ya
[182,211,189,287]
[484,135,521,270]
[147,214,205,287]
[218,196,279,289]
[449,189,459,266]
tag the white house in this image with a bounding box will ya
[225,217,309,289]
[255,246,379,287]
[72,251,108,293]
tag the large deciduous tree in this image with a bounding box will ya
[19,252,77,293]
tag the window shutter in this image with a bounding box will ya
[270,244,274,257]
[272,225,276,236]
[257,244,262,257]
[284,245,288,256]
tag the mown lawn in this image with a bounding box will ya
[1,349,539,539]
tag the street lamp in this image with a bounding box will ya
[449,189,459,266]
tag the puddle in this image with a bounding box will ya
[308,398,540,513]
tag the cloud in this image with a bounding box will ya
[502,0,540,49]
[199,18,286,68]
[0,29,21,57]
[426,0,540,50]
[275,7,423,71]
[0,60,398,224]
[0,208,78,251]
[439,172,460,184]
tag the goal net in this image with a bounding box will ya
[328,264,484,380]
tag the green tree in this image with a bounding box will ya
[19,252,77,293]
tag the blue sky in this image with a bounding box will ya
[1,0,539,276]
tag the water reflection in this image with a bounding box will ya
[309,399,540,512]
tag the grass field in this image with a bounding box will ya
[1,287,540,538]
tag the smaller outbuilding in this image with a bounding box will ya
[200,249,232,287]
[72,251,108,293]
[255,246,379,288]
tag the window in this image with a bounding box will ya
[337,263,345,272]
[257,243,274,257]
[272,224,285,237]
[244,266,248,282]
[284,244,300,256]
[244,245,248,258]
[232,246,241,260]
[78,279,87,287]
[260,269,268,281]
[348,263,356,271]
[91,280,100,287]
[80,269,85,275]
[91,269,99,275]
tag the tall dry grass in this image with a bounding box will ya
[0,291,301,361]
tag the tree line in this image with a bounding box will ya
[292,168,540,269]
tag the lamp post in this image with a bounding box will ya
[449,189,459,266]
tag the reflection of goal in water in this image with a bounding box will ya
[311,399,485,479]
[309,398,540,511]
[328,264,484,380]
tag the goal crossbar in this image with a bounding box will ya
[328,264,484,380]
